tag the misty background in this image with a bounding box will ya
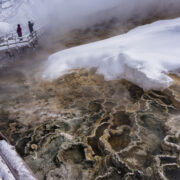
[5,0,180,30]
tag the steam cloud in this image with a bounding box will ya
[6,0,180,39]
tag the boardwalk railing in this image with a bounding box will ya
[0,29,42,53]
[0,134,38,180]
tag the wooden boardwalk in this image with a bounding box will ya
[0,30,41,55]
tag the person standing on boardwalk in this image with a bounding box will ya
[28,21,34,34]
[17,24,22,40]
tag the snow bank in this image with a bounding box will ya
[0,22,11,35]
[43,17,180,90]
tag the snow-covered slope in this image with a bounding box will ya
[0,22,11,35]
[43,17,180,90]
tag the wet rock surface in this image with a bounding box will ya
[0,66,180,180]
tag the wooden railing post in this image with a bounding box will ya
[6,34,9,50]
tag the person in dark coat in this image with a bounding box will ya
[28,21,34,34]
[17,24,22,39]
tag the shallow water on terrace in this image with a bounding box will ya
[164,165,180,180]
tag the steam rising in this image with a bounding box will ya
[6,0,180,37]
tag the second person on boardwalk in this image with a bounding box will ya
[28,21,34,34]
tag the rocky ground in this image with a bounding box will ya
[0,16,180,180]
